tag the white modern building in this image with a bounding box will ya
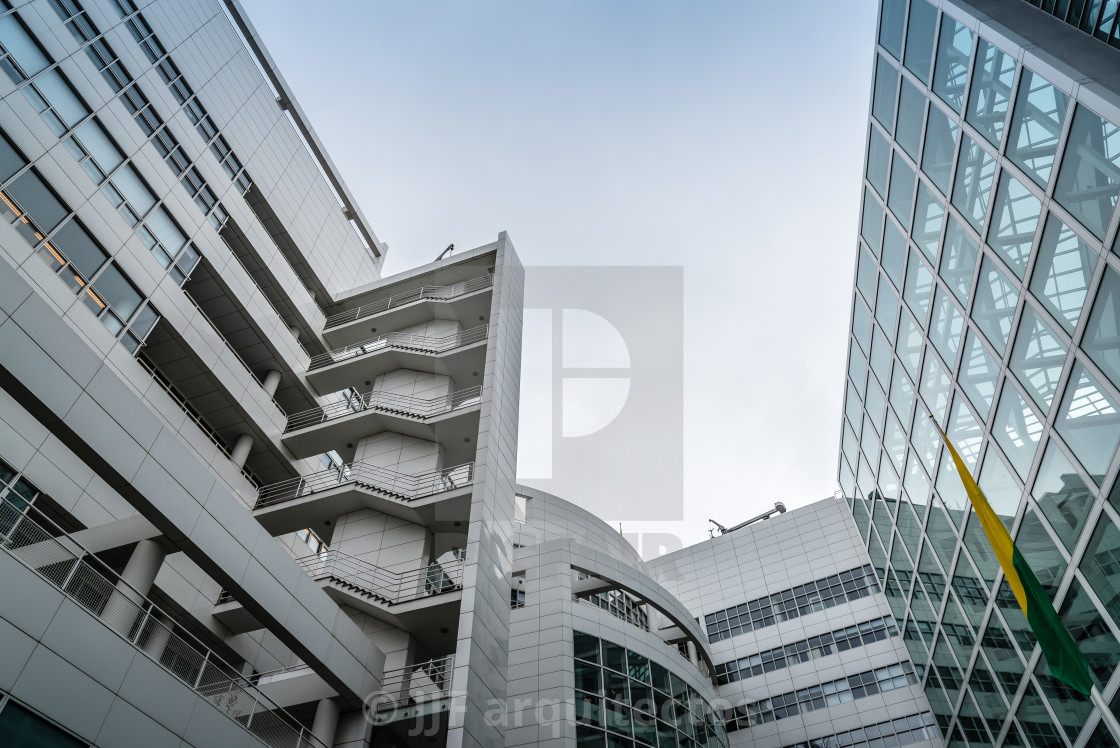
[0,1,938,747]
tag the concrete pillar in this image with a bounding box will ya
[231,434,254,469]
[262,369,282,397]
[686,640,699,668]
[289,325,300,339]
[140,610,174,661]
[103,539,167,635]
[311,698,341,747]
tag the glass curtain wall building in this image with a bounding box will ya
[838,1,1120,747]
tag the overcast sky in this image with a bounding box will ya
[239,0,879,552]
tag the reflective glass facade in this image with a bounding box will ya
[840,1,1120,746]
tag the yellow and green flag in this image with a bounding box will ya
[934,421,1094,695]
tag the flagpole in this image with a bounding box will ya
[1090,685,1120,738]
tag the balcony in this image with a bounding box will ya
[0,495,327,748]
[281,386,481,460]
[252,462,474,538]
[216,553,462,648]
[304,325,488,396]
[369,656,454,727]
[322,275,492,349]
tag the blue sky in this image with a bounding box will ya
[240,0,879,550]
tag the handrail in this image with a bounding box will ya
[323,275,493,329]
[307,324,488,372]
[298,549,464,604]
[373,656,455,710]
[255,461,475,510]
[182,290,287,417]
[0,494,326,748]
[284,386,482,433]
[137,354,261,491]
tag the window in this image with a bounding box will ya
[952,136,996,230]
[1054,104,1120,239]
[966,39,1015,145]
[896,78,926,160]
[86,38,131,93]
[1055,364,1120,482]
[23,69,89,137]
[47,0,100,43]
[939,215,977,303]
[1029,214,1097,334]
[125,12,166,64]
[872,55,899,134]
[1084,267,1120,390]
[1006,69,1068,188]
[922,104,958,195]
[931,16,972,111]
[993,385,1043,479]
[0,14,50,84]
[66,119,123,184]
[1009,305,1068,413]
[988,172,1042,278]
[971,257,1019,354]
[867,127,890,197]
[510,571,525,609]
[903,0,938,83]
[0,700,88,747]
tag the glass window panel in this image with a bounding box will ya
[873,55,899,134]
[905,452,932,507]
[929,288,964,364]
[904,249,934,323]
[961,519,999,594]
[898,312,924,379]
[867,382,888,435]
[0,131,26,183]
[1079,513,1120,626]
[972,258,1019,355]
[876,274,900,335]
[34,69,89,128]
[1009,306,1068,414]
[981,615,1026,699]
[1030,214,1097,334]
[897,496,922,558]
[7,169,68,233]
[884,410,907,472]
[952,136,996,231]
[868,127,891,197]
[50,219,107,279]
[960,332,999,420]
[913,409,943,471]
[965,40,1015,146]
[947,396,982,470]
[853,297,873,353]
[1033,647,1094,742]
[922,105,958,195]
[0,702,87,748]
[74,119,122,175]
[926,503,959,569]
[891,360,915,425]
[993,385,1043,479]
[850,347,868,401]
[936,445,969,512]
[145,206,187,254]
[1006,69,1068,188]
[91,263,142,320]
[1059,578,1119,685]
[978,449,1022,529]
[0,15,50,78]
[987,172,1042,278]
[1083,267,1120,391]
[896,77,926,160]
[879,0,906,59]
[904,0,939,83]
[1055,363,1120,483]
[1054,104,1120,239]
[1020,505,1069,600]
[113,164,156,219]
[913,182,945,261]
[862,191,885,255]
[921,350,952,423]
[1031,441,1093,554]
[931,16,973,111]
[940,215,978,303]
[888,154,916,225]
[872,326,894,387]
[883,220,907,289]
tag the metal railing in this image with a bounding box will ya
[373,656,455,710]
[323,275,493,329]
[284,386,482,433]
[307,325,488,372]
[255,461,474,510]
[298,550,464,604]
[0,495,326,748]
[137,354,261,491]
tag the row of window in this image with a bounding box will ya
[782,712,939,748]
[713,616,898,685]
[703,565,880,643]
[581,588,651,631]
[724,662,919,732]
[107,0,252,194]
[574,631,728,748]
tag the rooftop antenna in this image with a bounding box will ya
[435,243,454,262]
[709,503,787,537]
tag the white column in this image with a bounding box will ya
[103,539,167,635]
[311,698,341,747]
[686,640,699,668]
[231,434,254,469]
[262,369,282,397]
